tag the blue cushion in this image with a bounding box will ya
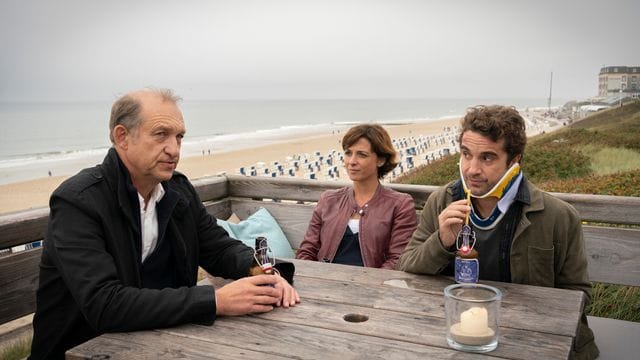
[217,207,295,259]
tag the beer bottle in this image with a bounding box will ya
[254,236,274,275]
[454,225,479,283]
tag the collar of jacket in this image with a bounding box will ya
[347,181,383,211]
[98,148,190,258]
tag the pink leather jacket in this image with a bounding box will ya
[297,185,417,269]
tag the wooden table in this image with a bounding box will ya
[67,260,584,359]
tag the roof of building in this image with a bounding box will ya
[600,66,640,74]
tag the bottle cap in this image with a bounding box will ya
[255,236,267,249]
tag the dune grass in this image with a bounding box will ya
[587,283,640,322]
[0,334,31,360]
[394,101,640,321]
[577,145,640,175]
[537,169,640,196]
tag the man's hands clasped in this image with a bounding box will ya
[215,274,300,316]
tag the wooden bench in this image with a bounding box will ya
[1,174,639,358]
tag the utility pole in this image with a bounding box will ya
[547,71,553,112]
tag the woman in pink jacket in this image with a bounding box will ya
[297,124,417,269]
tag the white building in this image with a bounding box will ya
[598,66,640,97]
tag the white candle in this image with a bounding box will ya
[460,306,489,336]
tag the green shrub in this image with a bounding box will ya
[395,156,458,186]
[537,169,640,196]
[524,146,592,183]
[533,100,640,151]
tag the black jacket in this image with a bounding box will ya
[30,148,254,359]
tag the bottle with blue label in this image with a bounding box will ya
[455,224,479,283]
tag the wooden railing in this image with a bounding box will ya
[1,174,639,326]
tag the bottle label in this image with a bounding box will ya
[455,257,479,283]
[260,263,273,273]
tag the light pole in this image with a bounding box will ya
[619,88,623,107]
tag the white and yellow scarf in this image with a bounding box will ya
[459,162,522,230]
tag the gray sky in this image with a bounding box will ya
[1,0,638,102]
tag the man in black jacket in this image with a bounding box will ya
[29,89,299,359]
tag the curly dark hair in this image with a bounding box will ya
[459,105,527,164]
[342,124,398,179]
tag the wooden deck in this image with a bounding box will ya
[2,175,639,358]
[67,259,584,359]
[1,175,639,326]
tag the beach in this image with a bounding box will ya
[0,110,561,215]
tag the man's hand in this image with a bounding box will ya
[215,275,281,316]
[214,274,300,316]
[437,199,471,248]
[273,273,300,308]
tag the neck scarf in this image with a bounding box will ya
[460,162,522,230]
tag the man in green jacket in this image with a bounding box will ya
[397,105,598,359]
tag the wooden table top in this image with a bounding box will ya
[67,259,584,359]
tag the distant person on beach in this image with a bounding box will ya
[397,105,598,359]
[29,89,299,360]
[297,124,417,269]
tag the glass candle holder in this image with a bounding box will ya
[444,283,502,353]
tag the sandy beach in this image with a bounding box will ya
[0,111,560,215]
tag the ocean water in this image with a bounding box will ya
[0,98,560,184]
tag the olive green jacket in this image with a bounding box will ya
[397,179,598,359]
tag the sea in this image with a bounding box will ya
[0,98,563,185]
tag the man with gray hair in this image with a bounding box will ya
[29,89,299,359]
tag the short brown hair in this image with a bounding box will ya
[459,105,526,163]
[342,124,398,178]
[109,88,181,143]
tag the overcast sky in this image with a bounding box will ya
[1,0,638,102]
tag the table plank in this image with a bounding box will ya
[66,329,290,360]
[291,259,585,313]
[254,297,572,359]
[165,317,505,360]
[293,275,582,337]
[69,318,504,360]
